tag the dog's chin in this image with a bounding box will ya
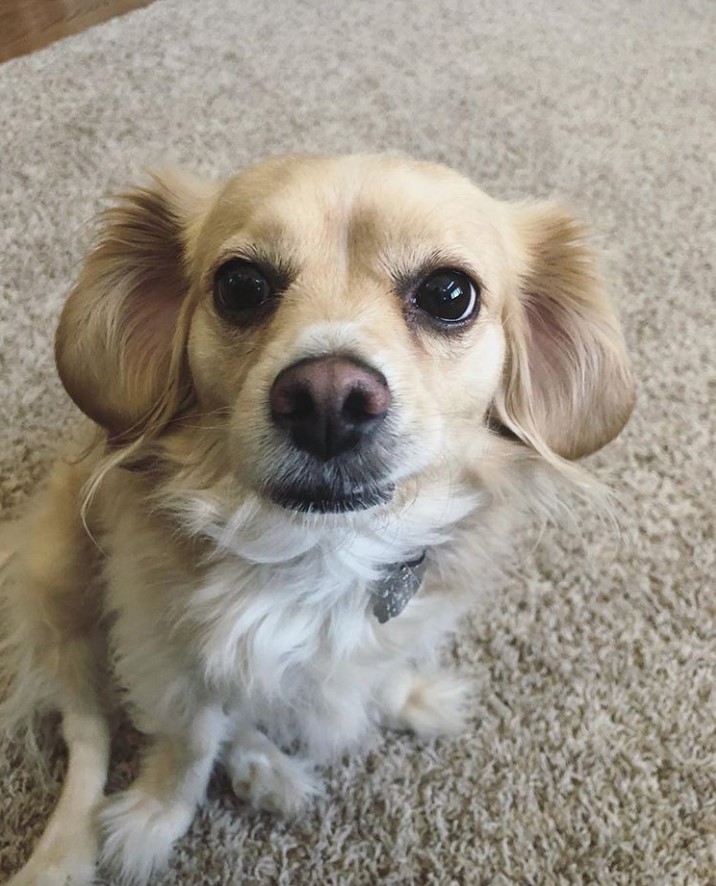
[268,483,395,514]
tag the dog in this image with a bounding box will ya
[0,153,634,884]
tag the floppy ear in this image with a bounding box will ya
[494,204,635,461]
[55,170,215,441]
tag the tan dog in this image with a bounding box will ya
[1,154,634,885]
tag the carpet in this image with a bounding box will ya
[1,0,714,882]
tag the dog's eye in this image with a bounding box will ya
[214,260,272,318]
[414,269,480,324]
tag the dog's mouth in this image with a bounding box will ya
[268,482,395,514]
[261,438,398,514]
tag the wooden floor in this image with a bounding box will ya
[0,0,156,63]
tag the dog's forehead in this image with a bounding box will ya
[202,155,505,266]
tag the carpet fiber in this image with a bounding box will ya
[1,1,715,883]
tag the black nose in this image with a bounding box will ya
[269,356,391,461]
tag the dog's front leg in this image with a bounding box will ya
[6,705,110,886]
[98,705,227,884]
[223,726,319,815]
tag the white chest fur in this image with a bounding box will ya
[103,478,480,755]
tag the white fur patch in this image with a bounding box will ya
[162,478,481,755]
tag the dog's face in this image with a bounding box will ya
[56,155,635,513]
[186,156,510,512]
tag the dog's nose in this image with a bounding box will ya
[270,356,391,461]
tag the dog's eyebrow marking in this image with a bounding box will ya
[240,244,298,284]
[208,241,299,292]
[386,249,484,296]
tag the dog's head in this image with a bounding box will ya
[56,155,634,514]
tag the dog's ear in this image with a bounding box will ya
[56,170,216,441]
[494,204,635,461]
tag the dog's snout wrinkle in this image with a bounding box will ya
[270,356,390,461]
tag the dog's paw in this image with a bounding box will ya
[98,788,194,885]
[6,826,97,886]
[225,733,319,816]
[380,670,472,738]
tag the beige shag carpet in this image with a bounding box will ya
[1,0,715,883]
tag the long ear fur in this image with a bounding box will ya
[495,204,635,461]
[55,170,215,441]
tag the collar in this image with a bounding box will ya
[370,551,428,624]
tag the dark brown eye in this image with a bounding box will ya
[214,260,272,318]
[414,269,480,324]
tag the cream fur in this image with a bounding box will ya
[0,154,634,885]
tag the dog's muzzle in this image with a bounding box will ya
[267,355,395,513]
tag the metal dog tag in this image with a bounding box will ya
[370,551,427,624]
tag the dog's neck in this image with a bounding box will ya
[153,478,479,707]
[172,476,478,570]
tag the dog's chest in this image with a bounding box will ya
[183,545,384,700]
